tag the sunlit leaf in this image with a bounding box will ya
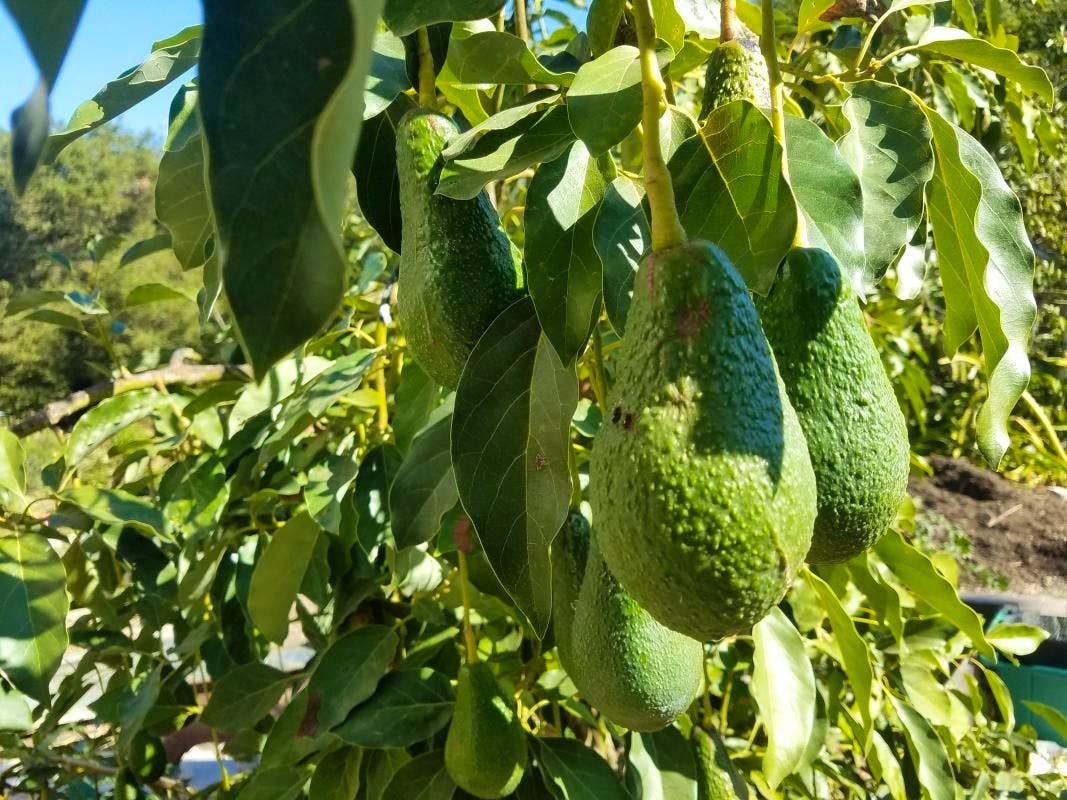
[62,487,169,538]
[247,513,321,643]
[567,46,643,155]
[66,389,170,468]
[890,696,955,800]
[594,176,649,335]
[383,0,507,36]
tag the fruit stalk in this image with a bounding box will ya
[631,0,687,252]
[721,0,737,43]
[458,551,479,664]
[416,27,437,109]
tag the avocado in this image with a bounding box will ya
[692,727,749,800]
[699,39,771,120]
[568,533,704,731]
[396,109,524,389]
[445,662,528,798]
[550,511,591,670]
[589,241,816,641]
[757,248,909,564]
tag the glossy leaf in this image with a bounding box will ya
[43,26,201,163]
[539,738,631,800]
[784,115,865,284]
[62,487,169,538]
[383,0,507,36]
[200,662,291,731]
[670,101,797,294]
[0,431,28,512]
[587,0,626,56]
[839,81,934,282]
[868,729,908,800]
[382,750,456,800]
[0,531,68,704]
[354,94,417,254]
[335,668,454,748]
[309,747,364,800]
[985,622,1049,656]
[199,0,384,376]
[390,402,459,549]
[752,607,816,788]
[567,46,643,155]
[975,661,1014,729]
[446,25,577,86]
[594,176,649,335]
[247,513,322,643]
[451,297,578,636]
[306,625,399,733]
[525,142,612,364]
[890,696,955,800]
[366,29,411,119]
[124,283,193,308]
[66,389,169,467]
[920,105,1036,467]
[629,727,699,800]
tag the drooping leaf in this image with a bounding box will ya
[539,738,631,800]
[593,176,649,335]
[628,727,699,800]
[868,729,908,800]
[670,101,797,294]
[66,389,170,468]
[0,531,68,704]
[525,142,613,364]
[838,81,934,282]
[383,0,507,36]
[1024,701,1067,741]
[4,0,86,192]
[920,104,1036,467]
[354,94,417,254]
[451,297,578,636]
[200,662,291,731]
[335,668,453,748]
[390,401,459,549]
[567,46,643,155]
[43,25,202,163]
[446,24,577,86]
[890,696,955,800]
[247,513,322,643]
[199,0,384,376]
[0,431,28,512]
[751,607,816,788]
[306,625,399,733]
[61,487,169,539]
[382,750,457,800]
[119,234,173,268]
[784,116,865,284]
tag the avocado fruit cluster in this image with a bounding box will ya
[699,38,771,119]
[395,108,523,389]
[757,248,909,563]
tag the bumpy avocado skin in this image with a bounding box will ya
[550,511,591,670]
[445,662,528,798]
[758,248,909,564]
[699,39,771,120]
[692,727,749,800]
[568,533,704,731]
[396,109,523,389]
[589,241,816,642]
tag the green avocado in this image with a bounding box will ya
[445,661,528,798]
[757,248,910,564]
[396,108,524,389]
[568,533,704,731]
[550,510,591,670]
[589,241,816,641]
[692,727,749,800]
[699,39,771,120]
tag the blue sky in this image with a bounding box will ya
[0,1,204,142]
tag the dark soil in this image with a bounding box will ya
[909,456,1067,599]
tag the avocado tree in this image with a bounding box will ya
[1,0,1063,797]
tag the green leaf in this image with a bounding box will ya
[784,116,865,284]
[670,101,797,294]
[260,688,333,767]
[200,662,291,731]
[539,738,631,800]
[66,389,170,468]
[335,668,453,748]
[975,661,1014,729]
[567,46,643,155]
[117,665,162,757]
[390,402,459,549]
[236,766,306,800]
[0,686,33,733]
[392,363,442,455]
[161,457,231,537]
[306,625,399,733]
[62,487,169,538]
[875,531,994,658]
[751,607,816,788]
[23,308,84,332]
[4,289,67,316]
[868,729,908,800]
[839,81,934,283]
[227,355,332,434]
[119,234,173,268]
[526,142,612,364]
[914,28,1054,104]
[0,531,68,704]
[588,0,626,56]
[451,297,578,636]
[1023,701,1067,741]
[796,0,835,35]
[919,104,1036,467]
[804,571,875,739]
[383,0,507,36]
[890,696,955,800]
[594,176,649,335]
[4,0,86,192]
[247,512,322,643]
[629,727,699,800]
[446,25,577,86]
[900,653,953,729]
[354,94,417,254]
[124,283,193,309]
[309,747,364,800]
[438,105,576,200]
[0,430,28,512]
[366,29,411,119]
[363,750,413,800]
[382,750,457,800]
[199,0,384,376]
[985,622,1049,656]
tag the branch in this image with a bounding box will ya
[10,361,252,437]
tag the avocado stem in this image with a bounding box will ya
[631,0,688,252]
[416,28,437,110]
[457,551,480,664]
[721,0,737,43]
[374,320,389,434]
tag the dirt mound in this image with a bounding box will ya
[909,456,1067,598]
